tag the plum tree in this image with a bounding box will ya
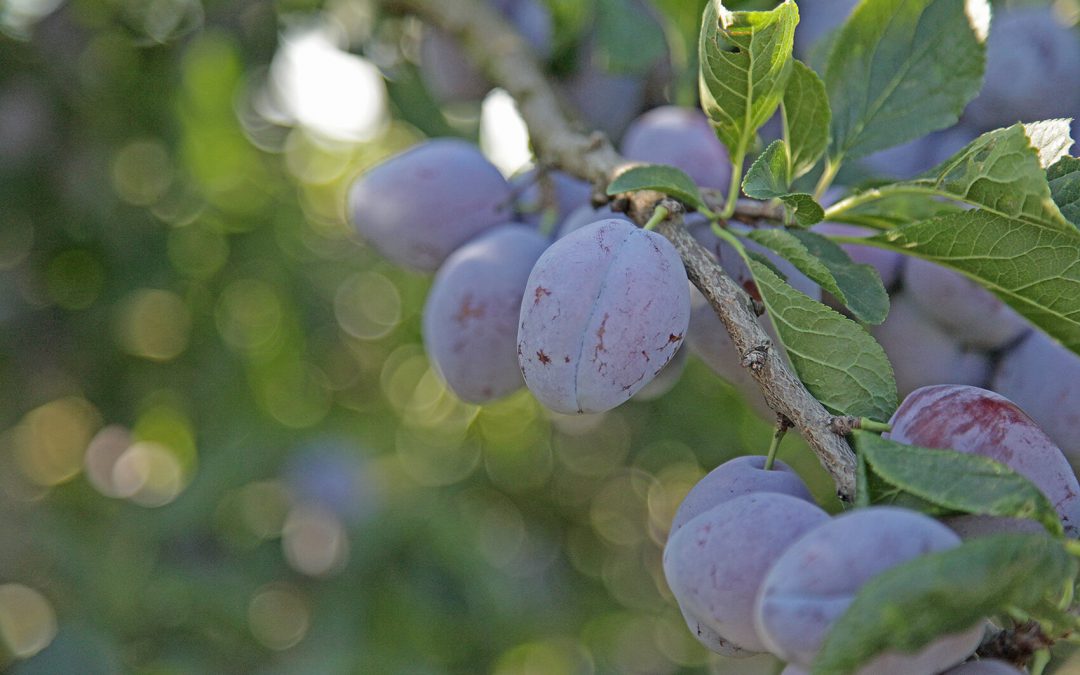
[755,507,985,673]
[992,330,1080,462]
[663,492,829,653]
[348,139,514,272]
[517,219,690,413]
[669,455,816,534]
[423,224,550,403]
[886,384,1080,538]
[620,106,732,191]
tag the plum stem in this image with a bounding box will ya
[813,155,841,201]
[858,418,891,433]
[643,205,669,232]
[1031,648,1050,675]
[764,415,792,470]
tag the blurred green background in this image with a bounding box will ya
[0,0,840,672]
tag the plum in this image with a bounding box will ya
[620,106,731,191]
[870,293,992,398]
[670,455,816,534]
[556,204,634,239]
[887,384,1080,538]
[964,6,1080,132]
[511,169,592,229]
[347,139,514,272]
[420,0,552,102]
[517,219,690,414]
[991,329,1080,462]
[631,344,687,402]
[664,493,830,653]
[423,224,549,403]
[755,507,984,672]
[943,659,1027,674]
[904,258,1029,351]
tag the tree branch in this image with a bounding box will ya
[381,0,857,500]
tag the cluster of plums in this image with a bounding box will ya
[664,383,1079,673]
[348,103,743,414]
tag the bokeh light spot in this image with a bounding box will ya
[115,289,192,362]
[13,397,102,487]
[281,504,349,577]
[334,271,401,340]
[247,584,311,651]
[0,584,57,660]
[111,139,174,206]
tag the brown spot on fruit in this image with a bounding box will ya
[453,294,486,324]
[533,286,551,304]
[537,350,551,365]
[564,355,571,363]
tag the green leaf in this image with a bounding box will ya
[1049,155,1080,228]
[742,140,825,226]
[790,230,888,322]
[698,0,797,159]
[869,209,1080,356]
[825,190,963,230]
[606,164,707,209]
[825,0,988,161]
[780,193,825,226]
[853,431,1064,536]
[783,59,830,180]
[748,258,897,419]
[910,121,1073,231]
[743,139,790,196]
[747,229,888,323]
[812,534,1077,675]
[595,0,669,76]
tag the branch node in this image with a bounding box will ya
[741,344,769,371]
[830,416,859,436]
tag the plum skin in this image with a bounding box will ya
[423,224,550,404]
[517,219,690,414]
[347,139,513,272]
[663,492,829,654]
[886,384,1080,538]
[755,507,984,673]
[669,455,816,534]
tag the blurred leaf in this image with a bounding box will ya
[1048,155,1080,228]
[783,60,830,180]
[825,0,988,161]
[869,209,1080,356]
[607,164,707,209]
[813,534,1076,675]
[748,258,896,419]
[698,0,796,159]
[596,0,668,75]
[853,431,1064,536]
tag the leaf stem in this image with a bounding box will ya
[858,418,891,434]
[721,147,746,219]
[813,155,841,200]
[643,205,669,231]
[764,419,789,470]
[821,184,956,223]
[1030,648,1050,675]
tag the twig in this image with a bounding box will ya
[379,0,857,500]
